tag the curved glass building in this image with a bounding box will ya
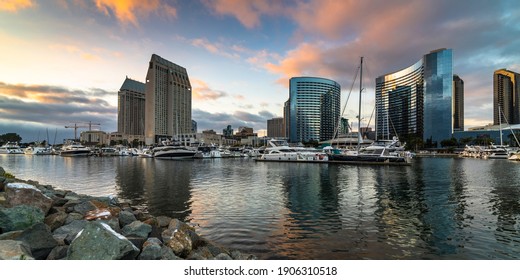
[287,77,341,143]
[375,49,453,147]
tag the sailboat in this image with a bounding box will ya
[483,107,518,159]
[328,57,412,165]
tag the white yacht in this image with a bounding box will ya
[24,146,52,155]
[328,136,412,164]
[257,139,329,162]
[60,143,91,157]
[0,142,24,154]
[152,140,197,159]
[194,144,222,159]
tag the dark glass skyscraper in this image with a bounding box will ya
[375,49,453,147]
[287,77,341,143]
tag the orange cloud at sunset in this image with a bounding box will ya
[265,43,324,86]
[94,0,177,27]
[0,0,34,12]
[191,78,228,101]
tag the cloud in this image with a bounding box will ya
[0,0,35,12]
[0,82,117,134]
[49,43,103,61]
[93,0,177,27]
[191,79,228,101]
[202,0,285,29]
[190,38,240,59]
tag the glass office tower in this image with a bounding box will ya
[375,49,453,147]
[288,77,341,143]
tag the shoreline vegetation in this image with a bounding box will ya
[0,166,256,260]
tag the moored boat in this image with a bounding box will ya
[60,142,91,157]
[0,142,24,154]
[24,146,52,155]
[152,140,197,159]
[255,139,329,162]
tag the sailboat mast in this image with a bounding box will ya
[357,57,363,151]
[499,106,503,146]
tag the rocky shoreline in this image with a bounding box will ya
[0,166,256,260]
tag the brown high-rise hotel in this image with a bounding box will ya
[145,54,192,145]
[494,69,520,125]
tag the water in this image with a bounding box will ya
[1,155,520,259]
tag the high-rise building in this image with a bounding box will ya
[494,69,520,125]
[287,77,341,143]
[192,120,197,133]
[223,125,233,138]
[145,54,192,144]
[453,74,464,131]
[118,77,145,137]
[267,117,285,138]
[375,48,453,147]
[283,100,290,139]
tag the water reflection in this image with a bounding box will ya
[115,158,194,220]
[3,155,520,259]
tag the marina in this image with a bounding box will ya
[2,154,520,259]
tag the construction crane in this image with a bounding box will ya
[65,121,101,141]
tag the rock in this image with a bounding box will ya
[67,221,140,260]
[122,220,152,239]
[0,240,34,260]
[0,205,45,232]
[101,218,121,233]
[5,183,53,215]
[64,212,83,224]
[138,237,181,260]
[138,238,162,260]
[72,201,97,216]
[0,230,23,240]
[188,246,214,260]
[16,223,58,260]
[0,167,5,176]
[46,245,68,260]
[134,210,153,222]
[162,228,192,257]
[156,216,172,228]
[53,220,88,245]
[215,252,233,260]
[44,210,68,231]
[118,210,137,227]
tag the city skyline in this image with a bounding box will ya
[1,0,519,142]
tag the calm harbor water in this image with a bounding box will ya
[1,154,520,259]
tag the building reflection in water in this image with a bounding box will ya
[115,158,193,221]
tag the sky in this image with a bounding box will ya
[0,0,519,143]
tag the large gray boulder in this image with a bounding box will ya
[0,205,45,232]
[118,210,137,228]
[16,223,58,260]
[67,221,140,260]
[53,220,89,245]
[5,183,53,215]
[122,220,152,239]
[0,240,34,260]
